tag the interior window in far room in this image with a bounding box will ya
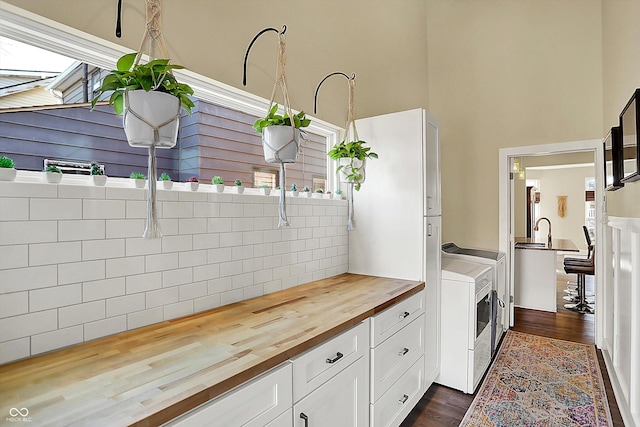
[253,168,278,188]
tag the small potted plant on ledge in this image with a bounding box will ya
[335,189,344,199]
[187,176,199,191]
[90,162,107,186]
[0,156,16,182]
[302,186,312,197]
[328,140,378,191]
[290,183,298,197]
[234,179,244,194]
[314,188,324,198]
[259,184,271,196]
[159,172,173,190]
[43,165,62,184]
[130,172,146,188]
[212,176,225,193]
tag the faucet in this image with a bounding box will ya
[534,217,552,247]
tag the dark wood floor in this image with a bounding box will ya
[401,255,624,427]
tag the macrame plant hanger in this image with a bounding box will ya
[314,72,359,230]
[243,25,296,228]
[135,0,174,239]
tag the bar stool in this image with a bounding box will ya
[563,226,594,301]
[563,240,595,314]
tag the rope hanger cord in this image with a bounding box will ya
[136,0,170,65]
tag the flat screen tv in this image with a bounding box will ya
[604,126,624,191]
[620,88,640,183]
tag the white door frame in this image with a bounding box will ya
[498,139,604,348]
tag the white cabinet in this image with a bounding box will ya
[165,363,292,427]
[424,216,441,386]
[370,290,426,427]
[424,111,441,217]
[294,355,369,427]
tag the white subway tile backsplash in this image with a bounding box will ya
[83,277,126,302]
[31,326,83,355]
[0,338,30,364]
[0,198,28,221]
[0,309,58,342]
[30,284,82,312]
[59,301,105,328]
[83,239,125,260]
[106,293,145,317]
[30,199,82,220]
[0,292,28,318]
[58,260,105,285]
[0,245,28,270]
[30,241,82,267]
[0,180,348,363]
[84,316,127,341]
[0,221,57,245]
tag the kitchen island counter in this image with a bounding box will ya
[0,273,423,426]
[515,237,580,252]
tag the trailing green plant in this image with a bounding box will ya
[0,156,15,168]
[234,179,243,186]
[315,189,323,193]
[187,176,198,182]
[327,140,378,191]
[212,176,224,185]
[130,172,146,179]
[44,165,61,173]
[290,183,297,191]
[91,52,195,115]
[253,104,311,134]
[90,162,104,176]
[159,172,171,181]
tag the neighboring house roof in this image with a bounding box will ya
[0,69,58,97]
[46,61,102,93]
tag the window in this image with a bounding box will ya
[253,168,278,188]
[0,6,341,188]
[312,176,326,192]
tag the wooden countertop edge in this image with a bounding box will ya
[137,280,424,427]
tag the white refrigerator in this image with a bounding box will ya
[349,108,442,390]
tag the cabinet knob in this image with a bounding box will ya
[300,412,309,427]
[399,394,409,404]
[326,352,344,364]
[398,347,409,356]
[399,311,410,320]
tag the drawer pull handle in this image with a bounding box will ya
[399,394,409,404]
[399,311,410,319]
[326,352,344,364]
[398,347,409,356]
[300,412,309,427]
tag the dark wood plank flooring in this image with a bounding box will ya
[401,254,624,427]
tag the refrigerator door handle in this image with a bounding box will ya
[427,222,433,237]
[427,195,433,210]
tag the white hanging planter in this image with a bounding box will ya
[0,168,17,182]
[123,91,181,148]
[262,126,300,163]
[337,157,366,185]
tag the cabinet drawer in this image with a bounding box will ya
[165,363,292,427]
[292,321,369,403]
[371,290,425,347]
[371,355,424,427]
[371,314,425,402]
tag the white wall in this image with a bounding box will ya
[0,173,348,364]
[526,165,595,251]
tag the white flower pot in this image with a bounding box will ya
[337,157,366,185]
[214,184,225,193]
[313,192,323,198]
[304,192,312,197]
[160,180,173,190]
[0,168,17,181]
[44,172,62,184]
[132,178,146,188]
[262,126,300,163]
[188,182,199,191]
[235,186,244,194]
[92,175,107,186]
[260,188,271,196]
[290,190,299,197]
[123,91,180,148]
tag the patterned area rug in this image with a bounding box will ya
[461,331,613,427]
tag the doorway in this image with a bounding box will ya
[498,139,605,348]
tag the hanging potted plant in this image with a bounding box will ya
[254,104,310,163]
[328,140,378,191]
[0,156,17,182]
[90,162,107,186]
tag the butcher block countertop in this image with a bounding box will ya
[0,274,423,427]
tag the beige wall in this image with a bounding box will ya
[602,0,640,218]
[426,0,603,250]
[3,0,429,128]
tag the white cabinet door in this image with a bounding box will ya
[424,111,441,217]
[371,356,424,427]
[424,216,441,387]
[294,356,369,427]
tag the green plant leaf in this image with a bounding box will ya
[116,52,137,72]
